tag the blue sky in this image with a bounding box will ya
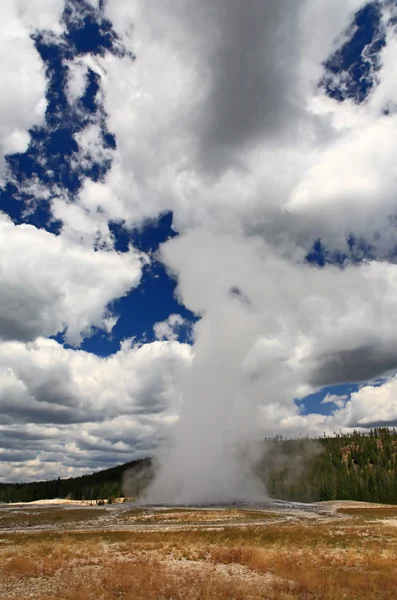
[2,0,195,352]
[1,0,397,482]
[0,1,382,357]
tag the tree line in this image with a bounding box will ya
[1,429,397,504]
[0,458,151,504]
[262,428,397,503]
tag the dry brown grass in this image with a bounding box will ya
[53,559,271,600]
[0,507,107,529]
[1,506,397,599]
[207,543,397,599]
[119,508,278,524]
[338,506,397,519]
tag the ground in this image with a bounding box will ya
[0,499,396,599]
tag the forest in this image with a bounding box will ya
[263,428,397,504]
[1,429,397,504]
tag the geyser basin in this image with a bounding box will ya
[135,499,323,513]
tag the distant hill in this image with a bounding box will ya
[1,428,397,504]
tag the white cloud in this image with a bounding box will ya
[73,123,114,173]
[66,60,89,104]
[0,214,146,345]
[321,394,349,409]
[271,376,397,439]
[4,0,397,490]
[330,377,397,429]
[91,0,367,235]
[0,1,59,175]
[15,0,64,33]
[154,314,187,342]
[0,337,192,481]
[55,0,393,269]
[51,196,115,249]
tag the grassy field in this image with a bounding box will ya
[0,503,396,599]
[0,507,108,529]
[118,507,279,524]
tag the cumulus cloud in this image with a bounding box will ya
[15,0,64,33]
[66,59,89,104]
[3,0,397,490]
[334,377,397,428]
[0,337,192,481]
[93,0,386,245]
[321,394,349,409]
[72,123,114,175]
[0,0,63,174]
[154,314,188,342]
[0,214,145,344]
[277,376,397,438]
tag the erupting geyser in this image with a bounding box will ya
[144,234,272,505]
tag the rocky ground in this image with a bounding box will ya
[1,500,397,599]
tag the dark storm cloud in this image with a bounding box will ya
[0,450,37,462]
[0,365,88,425]
[0,292,59,343]
[0,428,59,445]
[195,0,299,171]
[145,0,299,174]
[0,398,87,425]
[23,364,80,408]
[352,418,397,429]
[311,345,397,387]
